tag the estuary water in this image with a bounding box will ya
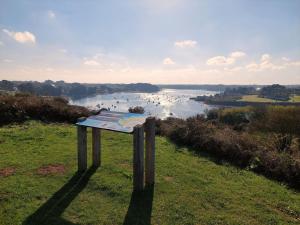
[71,89,218,119]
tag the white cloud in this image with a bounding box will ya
[261,54,271,62]
[2,29,36,44]
[230,51,246,58]
[206,56,235,66]
[244,54,300,72]
[0,41,3,46]
[48,10,56,19]
[259,54,283,70]
[246,63,261,72]
[163,57,175,65]
[174,40,197,48]
[83,60,99,66]
[207,51,246,66]
[246,54,287,72]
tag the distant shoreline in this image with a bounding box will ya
[191,98,300,107]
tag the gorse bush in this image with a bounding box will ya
[0,94,90,125]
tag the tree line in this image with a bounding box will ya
[0,80,160,99]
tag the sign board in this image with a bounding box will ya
[76,110,147,133]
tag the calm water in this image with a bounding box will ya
[71,89,218,119]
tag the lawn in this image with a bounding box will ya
[0,121,299,225]
[289,95,300,102]
[239,95,300,103]
[238,95,278,103]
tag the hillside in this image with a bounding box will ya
[0,122,299,225]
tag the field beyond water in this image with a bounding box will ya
[238,95,300,103]
[0,122,299,225]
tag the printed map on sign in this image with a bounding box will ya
[76,111,147,133]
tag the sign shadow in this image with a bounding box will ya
[123,185,154,225]
[23,167,97,225]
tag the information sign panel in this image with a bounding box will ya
[76,111,147,133]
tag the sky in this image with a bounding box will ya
[0,0,300,84]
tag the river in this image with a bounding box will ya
[70,89,218,119]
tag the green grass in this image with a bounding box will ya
[238,95,278,103]
[0,121,299,225]
[289,95,300,102]
[239,95,300,103]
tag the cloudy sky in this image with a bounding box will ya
[0,0,299,84]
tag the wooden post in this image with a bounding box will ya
[92,128,101,167]
[145,117,155,186]
[77,125,87,172]
[133,125,144,191]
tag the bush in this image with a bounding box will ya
[252,106,300,152]
[128,106,145,114]
[156,112,300,188]
[53,96,69,104]
[205,108,218,120]
[217,107,253,126]
[253,106,300,136]
[0,94,90,125]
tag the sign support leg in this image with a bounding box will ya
[77,126,87,172]
[133,125,144,191]
[92,128,101,167]
[145,117,155,186]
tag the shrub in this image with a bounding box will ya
[156,112,300,188]
[128,106,145,114]
[53,96,69,104]
[218,107,253,126]
[254,106,300,136]
[0,94,90,125]
[205,108,218,120]
[252,106,300,152]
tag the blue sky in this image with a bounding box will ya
[0,0,299,84]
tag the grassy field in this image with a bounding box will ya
[0,121,299,225]
[239,95,278,103]
[239,95,300,103]
[290,95,300,102]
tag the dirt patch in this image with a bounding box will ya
[37,164,66,175]
[164,176,174,182]
[0,167,16,177]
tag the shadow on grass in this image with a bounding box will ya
[173,142,223,165]
[123,185,154,225]
[23,167,97,225]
